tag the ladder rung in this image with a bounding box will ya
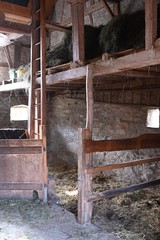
[34,26,40,31]
[35,42,41,46]
[34,133,40,136]
[35,57,40,61]
[34,103,41,106]
[35,9,40,14]
[34,118,41,120]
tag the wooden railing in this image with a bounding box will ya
[78,128,160,224]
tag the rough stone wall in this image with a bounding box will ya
[46,95,160,183]
[0,91,28,129]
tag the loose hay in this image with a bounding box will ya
[49,165,160,240]
[46,6,160,68]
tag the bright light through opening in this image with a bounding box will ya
[146,108,159,128]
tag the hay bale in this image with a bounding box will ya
[46,25,102,67]
[99,5,160,53]
[99,10,145,53]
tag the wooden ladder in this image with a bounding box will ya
[29,0,46,140]
[29,0,48,202]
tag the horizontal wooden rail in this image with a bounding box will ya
[86,156,160,174]
[0,139,42,147]
[84,134,160,153]
[88,179,160,202]
[0,182,43,190]
[0,147,42,154]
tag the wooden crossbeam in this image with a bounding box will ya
[0,147,42,154]
[86,156,160,174]
[0,183,43,190]
[38,47,160,86]
[0,139,42,147]
[0,20,31,34]
[84,134,160,153]
[88,179,160,202]
[45,21,71,33]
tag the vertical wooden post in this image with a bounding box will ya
[86,64,94,132]
[40,0,46,127]
[113,2,119,16]
[145,0,157,49]
[40,124,48,203]
[78,64,94,224]
[78,128,93,224]
[68,0,85,63]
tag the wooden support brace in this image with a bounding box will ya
[88,178,160,202]
[78,128,93,224]
[86,156,160,174]
[145,0,157,49]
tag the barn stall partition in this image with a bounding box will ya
[77,64,160,224]
[0,139,46,199]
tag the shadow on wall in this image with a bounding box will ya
[47,130,77,167]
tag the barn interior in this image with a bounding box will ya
[0,0,160,239]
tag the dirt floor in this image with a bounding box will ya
[0,164,159,240]
[49,164,160,240]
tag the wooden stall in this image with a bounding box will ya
[0,139,46,199]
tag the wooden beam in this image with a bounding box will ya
[0,139,42,147]
[0,2,31,18]
[94,47,160,76]
[62,0,104,26]
[113,2,119,15]
[4,12,31,25]
[0,21,31,34]
[84,134,160,153]
[0,146,42,154]
[0,81,30,92]
[45,21,71,33]
[86,64,94,131]
[86,156,160,174]
[145,0,157,49]
[102,0,114,18]
[38,48,160,86]
[88,179,160,202]
[0,183,43,190]
[70,0,85,62]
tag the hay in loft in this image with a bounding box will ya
[46,6,160,68]
[99,10,145,53]
[46,25,102,68]
[99,5,160,53]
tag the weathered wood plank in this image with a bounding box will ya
[88,179,160,202]
[0,20,31,34]
[70,0,85,62]
[0,147,42,154]
[0,183,43,190]
[86,64,93,131]
[0,139,42,147]
[86,156,160,174]
[0,81,30,92]
[38,48,160,85]
[145,0,157,49]
[84,134,160,153]
[78,128,93,224]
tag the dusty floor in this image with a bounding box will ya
[0,199,119,240]
[49,164,160,240]
[0,164,159,240]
